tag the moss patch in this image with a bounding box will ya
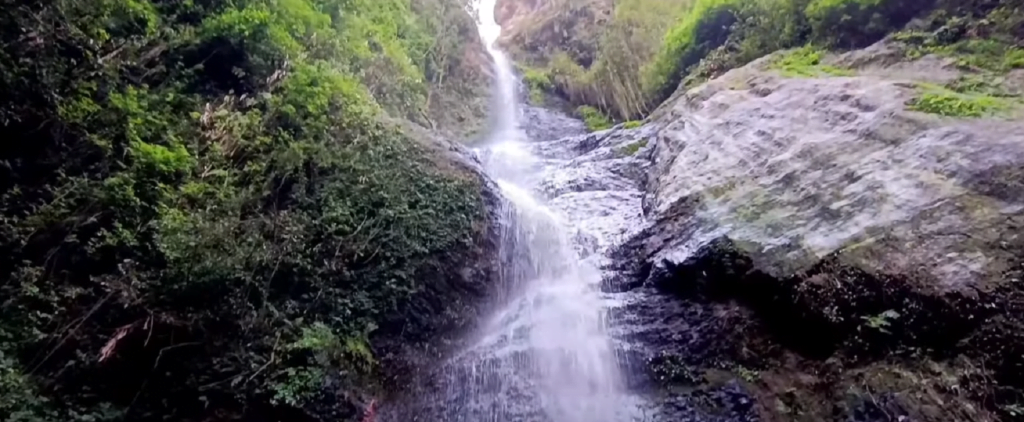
[946,74,1018,97]
[577,105,613,131]
[623,120,644,129]
[522,66,553,105]
[907,83,1012,117]
[618,138,649,156]
[896,30,1024,73]
[770,46,854,78]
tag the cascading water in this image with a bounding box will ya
[470,0,632,419]
[382,1,639,421]
[476,0,519,143]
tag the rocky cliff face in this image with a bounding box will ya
[420,0,494,141]
[419,0,491,141]
[493,0,612,68]
[600,39,1024,422]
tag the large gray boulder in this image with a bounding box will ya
[615,48,1024,422]
[643,56,1024,292]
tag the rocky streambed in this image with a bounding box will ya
[502,40,1024,422]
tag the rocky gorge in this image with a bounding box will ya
[3,0,1024,421]
[423,0,1024,420]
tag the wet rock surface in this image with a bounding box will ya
[389,41,1024,422]
[608,44,1024,422]
[506,106,763,422]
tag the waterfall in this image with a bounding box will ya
[383,1,636,421]
[476,0,520,142]
[472,0,632,419]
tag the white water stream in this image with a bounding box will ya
[444,1,634,421]
[382,2,644,420]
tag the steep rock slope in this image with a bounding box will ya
[417,0,494,141]
[494,0,612,68]
[611,40,1024,422]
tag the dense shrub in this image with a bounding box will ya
[525,0,1016,119]
[643,0,745,105]
[0,0,485,421]
[805,0,935,48]
[576,105,613,131]
[522,67,553,104]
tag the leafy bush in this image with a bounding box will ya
[549,0,694,119]
[0,0,486,420]
[805,0,934,47]
[643,0,745,105]
[531,0,967,118]
[577,105,613,131]
[522,67,553,104]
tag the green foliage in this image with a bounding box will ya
[522,67,553,105]
[1005,49,1024,69]
[861,309,901,334]
[770,46,855,77]
[644,0,926,99]
[541,0,692,119]
[1,354,54,422]
[946,74,1017,97]
[535,0,810,117]
[898,31,1024,72]
[618,138,649,156]
[270,366,326,407]
[736,365,760,383]
[907,84,1010,117]
[577,105,613,131]
[805,0,886,47]
[622,120,643,129]
[644,0,744,101]
[0,0,485,420]
[532,0,967,118]
[649,352,701,384]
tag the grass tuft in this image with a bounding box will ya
[577,105,613,131]
[618,138,649,156]
[522,67,553,105]
[896,31,1024,73]
[770,46,854,78]
[907,84,1010,117]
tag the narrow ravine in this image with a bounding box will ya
[467,0,636,419]
[385,1,1024,421]
[383,1,647,421]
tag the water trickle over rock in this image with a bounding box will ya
[381,1,646,421]
[609,45,1024,422]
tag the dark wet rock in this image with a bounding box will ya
[643,59,1024,295]
[373,138,509,385]
[521,105,587,141]
[604,46,1024,422]
[841,393,911,422]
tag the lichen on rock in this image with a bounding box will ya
[610,35,1024,422]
